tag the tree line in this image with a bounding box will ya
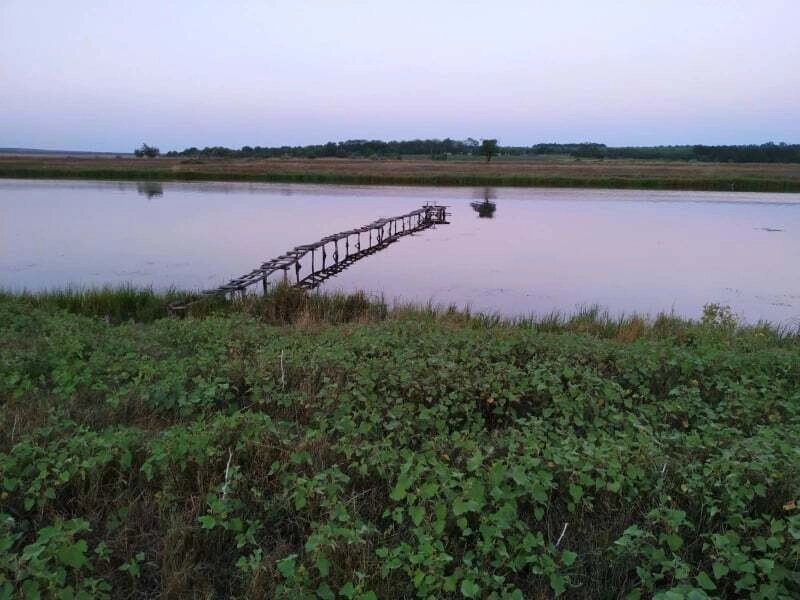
[492,142,800,162]
[155,140,800,163]
[164,138,481,159]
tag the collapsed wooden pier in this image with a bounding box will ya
[169,204,448,312]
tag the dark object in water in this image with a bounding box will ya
[470,200,497,218]
[136,182,164,199]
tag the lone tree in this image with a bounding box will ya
[480,139,498,162]
[134,143,160,158]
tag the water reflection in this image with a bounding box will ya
[136,182,164,199]
[470,187,498,218]
[470,200,497,218]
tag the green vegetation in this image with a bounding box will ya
[511,142,800,163]
[168,139,478,159]
[4,146,800,192]
[481,140,498,163]
[1,163,799,193]
[1,287,799,598]
[2,285,185,324]
[164,139,800,164]
[4,140,800,193]
[133,143,160,158]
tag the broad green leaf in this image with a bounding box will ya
[664,533,683,551]
[712,562,728,579]
[316,556,330,577]
[460,579,480,598]
[452,498,470,516]
[58,541,88,569]
[198,515,216,529]
[466,452,483,472]
[390,474,411,501]
[409,505,425,526]
[696,571,716,590]
[338,582,355,598]
[316,583,334,600]
[276,554,297,578]
[755,558,774,574]
[549,573,566,595]
[568,484,583,503]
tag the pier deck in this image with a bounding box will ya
[169,204,448,312]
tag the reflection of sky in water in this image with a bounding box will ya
[1,179,799,324]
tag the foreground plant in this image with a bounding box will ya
[1,292,798,598]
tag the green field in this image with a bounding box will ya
[1,289,799,598]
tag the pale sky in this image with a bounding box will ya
[1,0,798,151]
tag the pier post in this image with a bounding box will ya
[185,205,448,307]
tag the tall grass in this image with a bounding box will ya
[2,285,797,344]
[184,284,389,325]
[0,285,185,323]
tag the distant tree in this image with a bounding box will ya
[573,143,607,159]
[134,143,160,158]
[480,139,498,162]
[163,139,800,163]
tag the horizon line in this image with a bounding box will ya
[3,139,800,156]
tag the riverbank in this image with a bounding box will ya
[2,155,800,192]
[2,287,799,598]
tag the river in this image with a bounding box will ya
[2,179,799,324]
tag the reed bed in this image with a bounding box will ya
[3,285,797,343]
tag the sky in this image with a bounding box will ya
[1,0,798,151]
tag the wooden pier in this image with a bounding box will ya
[169,204,448,312]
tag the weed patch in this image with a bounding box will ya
[1,291,799,597]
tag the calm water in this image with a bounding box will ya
[2,179,799,324]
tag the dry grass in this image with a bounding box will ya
[2,154,800,191]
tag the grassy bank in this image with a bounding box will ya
[1,288,799,598]
[3,155,800,192]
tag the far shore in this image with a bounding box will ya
[2,154,800,192]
